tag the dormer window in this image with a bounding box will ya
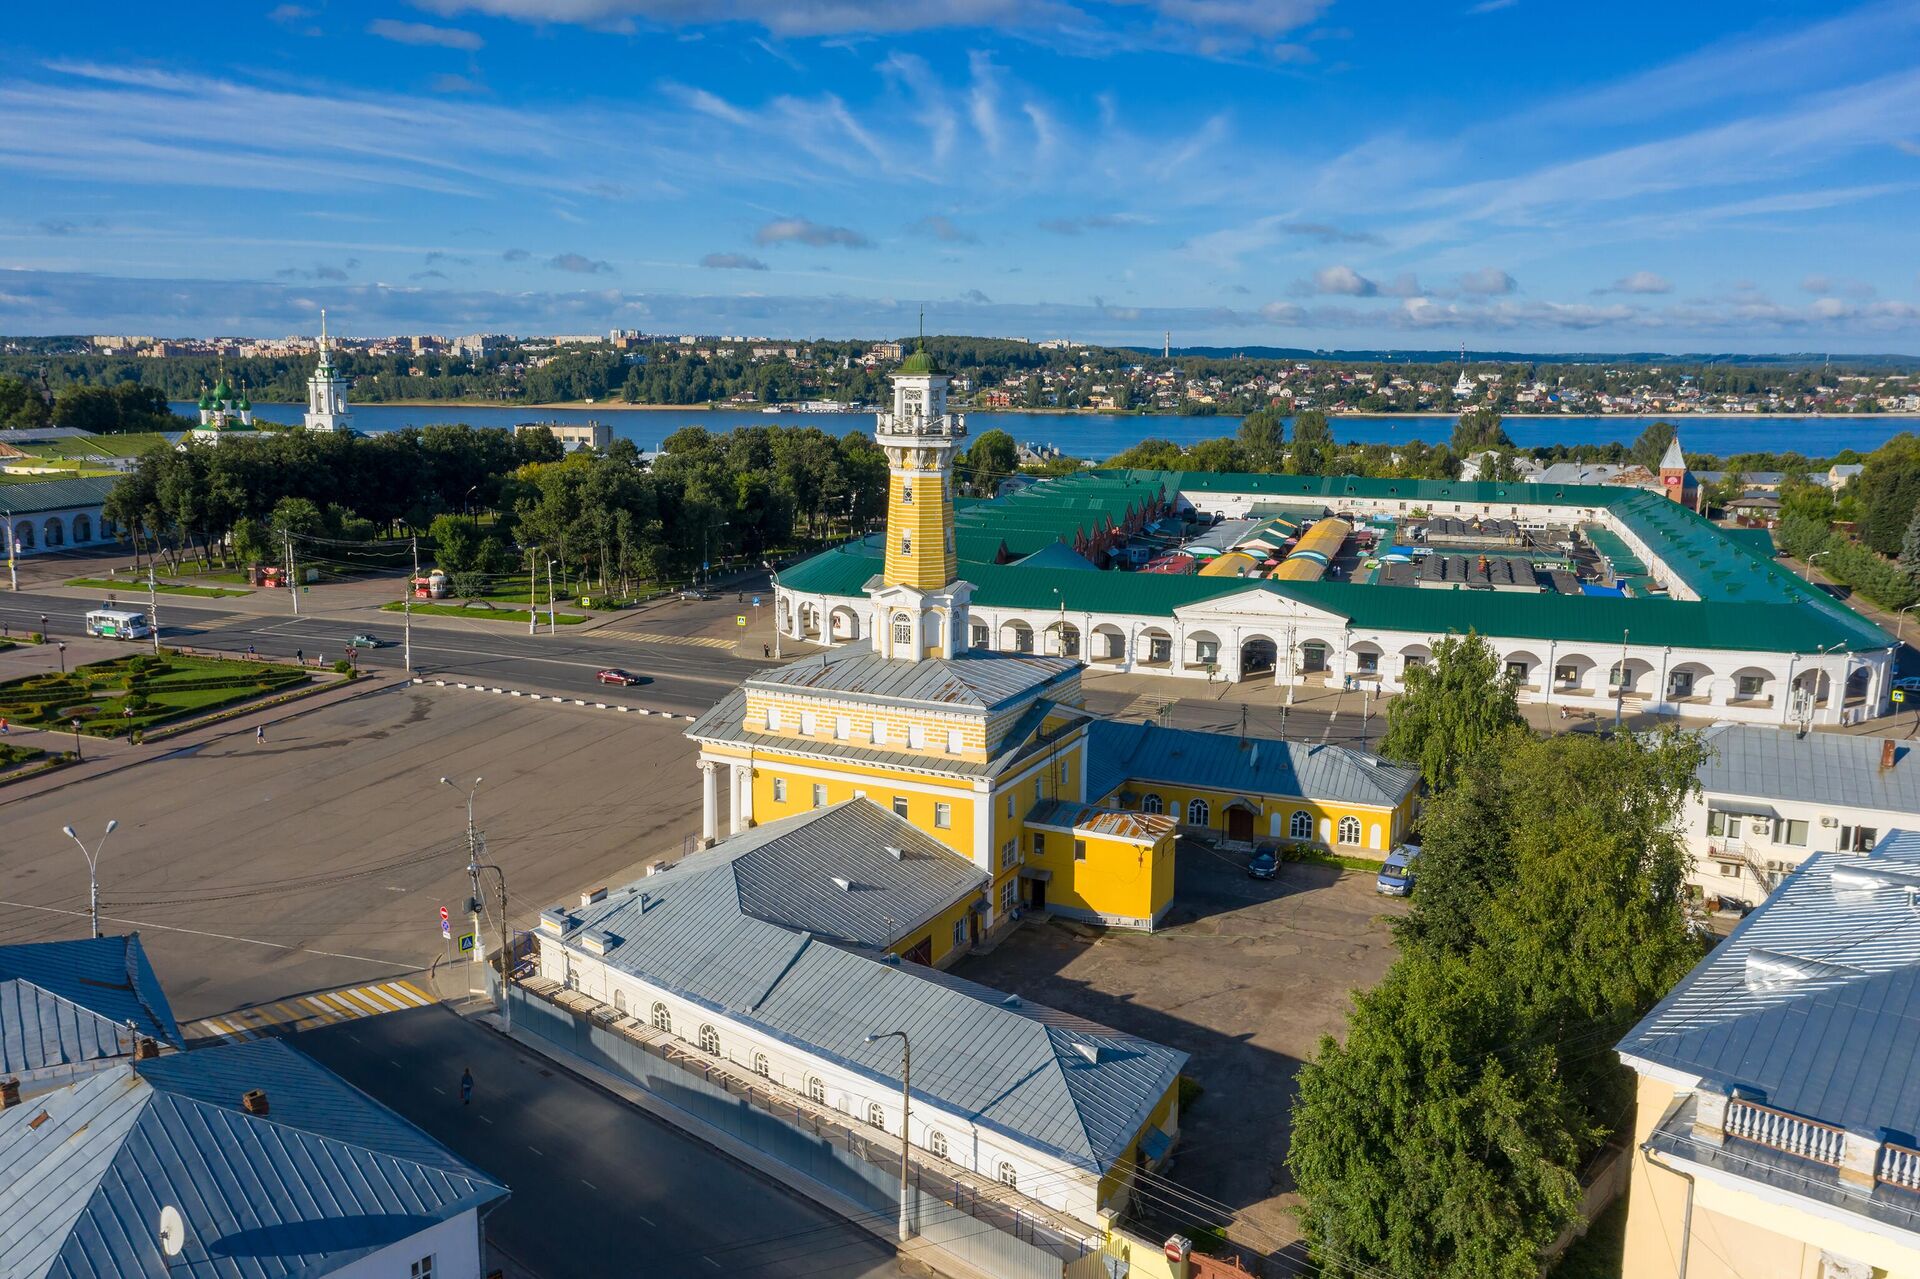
[893,615,912,646]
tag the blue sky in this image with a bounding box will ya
[3,0,1919,350]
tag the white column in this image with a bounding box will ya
[728,764,745,836]
[700,762,719,844]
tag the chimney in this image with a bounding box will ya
[1882,740,1898,771]
[0,1077,19,1109]
[134,1037,160,1061]
[241,1089,269,1117]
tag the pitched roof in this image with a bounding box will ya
[0,474,117,514]
[1027,800,1178,842]
[1695,726,1920,816]
[744,643,1077,712]
[1659,436,1688,471]
[1618,833,1920,1137]
[1085,720,1421,811]
[549,870,1186,1174]
[0,1039,506,1279]
[593,799,987,950]
[0,935,183,1078]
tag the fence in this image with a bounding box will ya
[509,982,1094,1279]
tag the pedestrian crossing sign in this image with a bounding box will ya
[1896,689,1907,704]
[736,615,747,627]
[458,932,476,952]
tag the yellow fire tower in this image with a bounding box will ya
[869,347,969,659]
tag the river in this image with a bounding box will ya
[171,402,1916,461]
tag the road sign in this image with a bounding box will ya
[736,615,747,627]
[439,905,451,938]
[752,595,762,607]
[1896,689,1908,705]
[458,932,477,953]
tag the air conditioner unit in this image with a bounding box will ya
[1821,816,1839,828]
[1749,817,1773,836]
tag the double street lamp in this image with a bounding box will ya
[62,820,117,939]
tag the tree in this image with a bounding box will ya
[1378,631,1522,793]
[1451,407,1513,455]
[1853,433,1920,555]
[1289,410,1336,475]
[1236,407,1286,471]
[1902,506,1920,582]
[1630,419,1677,471]
[961,429,1018,496]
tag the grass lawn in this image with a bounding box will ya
[67,576,252,598]
[0,653,310,736]
[380,601,587,625]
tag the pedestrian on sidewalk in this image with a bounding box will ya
[460,1067,474,1106]
[255,724,265,744]
[1,717,8,735]
[295,648,303,666]
[762,643,770,658]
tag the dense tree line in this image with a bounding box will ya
[1290,634,1706,1278]
[98,421,890,595]
[0,373,186,433]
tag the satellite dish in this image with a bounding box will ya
[158,1205,185,1258]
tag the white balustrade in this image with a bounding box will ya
[1879,1143,1920,1191]
[1726,1098,1845,1166]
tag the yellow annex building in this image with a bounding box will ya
[687,348,1421,948]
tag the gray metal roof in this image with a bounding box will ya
[746,645,1078,713]
[0,475,117,515]
[1618,832,1920,1137]
[1085,720,1421,811]
[0,935,183,1078]
[1696,725,1920,816]
[548,833,1186,1174]
[0,1039,507,1279]
[625,799,986,949]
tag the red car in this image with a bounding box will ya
[596,668,643,686]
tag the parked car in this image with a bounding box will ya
[596,668,644,686]
[349,633,387,649]
[1248,844,1279,880]
[1895,676,1920,692]
[1376,844,1420,896]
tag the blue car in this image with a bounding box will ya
[1376,844,1420,896]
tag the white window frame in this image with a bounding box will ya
[934,802,951,829]
[1187,798,1209,827]
[812,783,827,809]
[773,778,787,803]
[1290,809,1312,839]
[1338,815,1361,846]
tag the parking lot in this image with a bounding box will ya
[952,838,1408,1258]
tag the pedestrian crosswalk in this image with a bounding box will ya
[1114,693,1177,724]
[184,978,436,1043]
[600,630,740,650]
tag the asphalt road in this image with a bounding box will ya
[0,586,757,716]
[296,1006,910,1279]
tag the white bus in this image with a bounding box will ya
[84,609,153,641]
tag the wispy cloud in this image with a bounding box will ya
[366,19,484,50]
[1457,267,1516,295]
[1038,212,1152,235]
[755,217,872,248]
[1598,271,1672,295]
[911,214,977,244]
[701,252,769,270]
[548,252,612,274]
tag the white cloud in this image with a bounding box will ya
[700,252,768,270]
[755,217,872,248]
[548,252,612,273]
[1603,271,1672,294]
[1457,267,1516,295]
[1301,265,1376,296]
[366,19,484,50]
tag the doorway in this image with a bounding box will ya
[1227,807,1254,840]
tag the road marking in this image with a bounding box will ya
[579,1178,598,1191]
[183,977,440,1043]
[478,1115,493,1125]
[527,1145,544,1156]
[637,1215,655,1228]
[599,631,739,650]
[0,899,400,966]
[703,1257,722,1269]
[433,1086,446,1095]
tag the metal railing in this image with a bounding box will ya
[1726,1097,1845,1166]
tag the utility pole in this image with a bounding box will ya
[285,536,299,614]
[404,537,417,675]
[442,776,486,977]
[528,550,538,636]
[546,558,557,636]
[3,503,15,591]
[865,1031,914,1241]
[146,566,160,654]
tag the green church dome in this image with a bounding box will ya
[197,387,216,409]
[896,348,943,376]
[212,376,233,401]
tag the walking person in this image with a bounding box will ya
[460,1067,474,1106]
[762,643,770,658]
[255,724,265,745]
[1,717,9,735]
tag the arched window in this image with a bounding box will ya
[1187,798,1209,827]
[43,517,64,548]
[650,1002,671,1034]
[71,513,92,542]
[893,614,912,646]
[1338,815,1361,846]
[997,1162,1018,1189]
[613,988,627,1014]
[698,1024,720,1055]
[1141,794,1163,815]
[866,1101,886,1129]
[928,1130,949,1159]
[1290,809,1312,840]
[807,1076,827,1104]
[752,1052,770,1078]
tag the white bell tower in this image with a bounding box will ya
[303,309,354,433]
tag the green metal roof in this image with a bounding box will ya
[777,470,1894,654]
[0,474,118,515]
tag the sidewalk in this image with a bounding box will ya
[0,669,398,807]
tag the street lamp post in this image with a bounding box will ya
[864,1030,913,1241]
[441,777,486,972]
[1898,602,1920,643]
[56,641,67,674]
[62,820,117,938]
[1805,549,1833,583]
